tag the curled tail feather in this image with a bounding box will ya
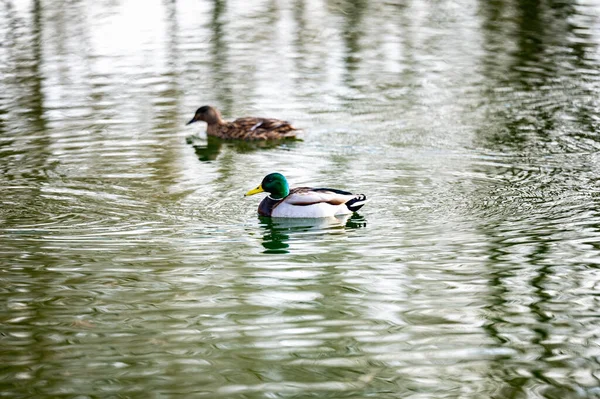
[345,194,369,212]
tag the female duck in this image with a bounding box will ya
[245,173,368,218]
[187,106,299,141]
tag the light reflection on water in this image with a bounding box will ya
[2,0,600,397]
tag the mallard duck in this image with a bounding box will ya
[186,105,299,141]
[245,173,368,218]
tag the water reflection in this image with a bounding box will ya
[258,214,366,254]
[209,0,234,113]
[188,135,299,162]
[339,0,367,84]
[3,0,600,397]
[472,3,600,395]
[479,0,600,152]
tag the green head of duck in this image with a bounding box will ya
[245,173,290,199]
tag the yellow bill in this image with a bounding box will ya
[245,184,264,196]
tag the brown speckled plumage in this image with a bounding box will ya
[187,105,299,141]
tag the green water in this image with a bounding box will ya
[2,0,600,397]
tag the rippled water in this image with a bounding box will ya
[3,0,600,397]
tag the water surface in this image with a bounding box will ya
[2,0,600,397]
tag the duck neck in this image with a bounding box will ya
[269,185,289,200]
[207,108,225,126]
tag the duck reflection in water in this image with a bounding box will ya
[258,214,367,254]
[189,136,297,162]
